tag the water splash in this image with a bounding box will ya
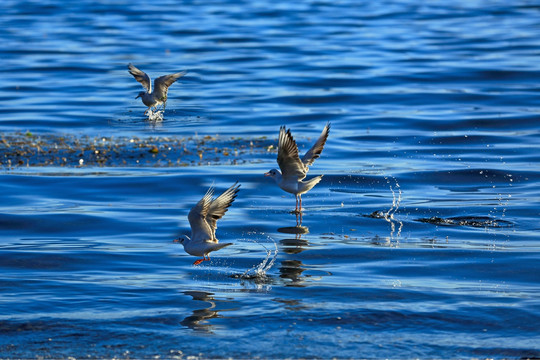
[485,170,514,247]
[239,236,278,280]
[384,175,403,241]
[492,173,513,221]
[147,109,164,121]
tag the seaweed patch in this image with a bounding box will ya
[0,132,275,169]
[416,216,513,228]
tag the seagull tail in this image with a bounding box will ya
[213,242,233,251]
[301,175,324,193]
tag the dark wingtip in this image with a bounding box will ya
[233,181,241,196]
[226,181,241,203]
[231,180,241,191]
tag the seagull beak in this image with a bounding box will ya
[135,94,141,99]
[264,172,271,177]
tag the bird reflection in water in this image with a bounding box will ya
[277,219,309,254]
[277,223,309,286]
[180,291,222,333]
[273,297,309,311]
[279,259,307,287]
[296,210,303,226]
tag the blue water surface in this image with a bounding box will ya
[1,0,539,358]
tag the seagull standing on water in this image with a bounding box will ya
[265,123,330,213]
[128,63,187,115]
[174,182,240,265]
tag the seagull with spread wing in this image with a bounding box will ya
[174,182,240,265]
[265,123,330,213]
[128,63,187,115]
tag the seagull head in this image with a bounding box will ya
[264,168,281,179]
[135,91,145,99]
[173,235,190,245]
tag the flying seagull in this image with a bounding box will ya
[128,63,187,115]
[265,123,330,213]
[174,182,240,265]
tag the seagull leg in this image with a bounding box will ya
[193,255,211,265]
[299,195,303,213]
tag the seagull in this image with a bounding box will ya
[174,182,240,265]
[128,63,187,115]
[265,123,330,213]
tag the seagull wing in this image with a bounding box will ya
[187,187,214,243]
[301,122,330,167]
[153,70,187,102]
[277,126,307,180]
[128,63,151,92]
[206,182,240,242]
